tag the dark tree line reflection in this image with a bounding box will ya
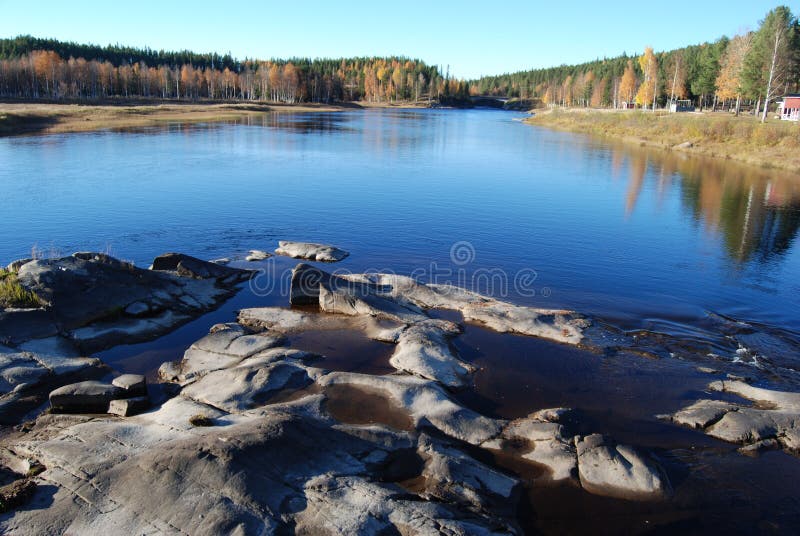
[612,144,800,263]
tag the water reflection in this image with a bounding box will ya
[612,144,800,263]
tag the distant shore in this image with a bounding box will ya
[0,100,433,136]
[525,108,800,173]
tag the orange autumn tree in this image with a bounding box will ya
[619,60,638,107]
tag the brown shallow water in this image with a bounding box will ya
[279,312,800,534]
[96,290,800,534]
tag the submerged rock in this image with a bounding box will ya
[244,250,271,262]
[275,240,350,262]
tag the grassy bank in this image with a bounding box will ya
[525,108,800,173]
[0,102,351,136]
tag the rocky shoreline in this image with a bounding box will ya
[0,245,798,533]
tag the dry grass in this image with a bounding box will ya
[188,414,214,427]
[0,102,348,136]
[526,108,800,173]
[0,269,43,309]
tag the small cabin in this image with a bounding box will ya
[778,94,800,121]
[619,101,635,110]
[669,100,695,113]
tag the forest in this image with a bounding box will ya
[472,6,799,117]
[0,6,796,113]
[0,36,469,103]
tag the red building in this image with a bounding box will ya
[778,94,800,121]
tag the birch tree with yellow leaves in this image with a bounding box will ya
[635,47,658,109]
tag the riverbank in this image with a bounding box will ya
[525,108,800,173]
[0,102,353,136]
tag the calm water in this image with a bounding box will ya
[3,109,800,532]
[2,109,799,336]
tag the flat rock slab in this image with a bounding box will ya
[49,381,122,413]
[275,241,349,262]
[12,253,249,354]
[0,339,103,423]
[180,350,321,412]
[670,380,800,454]
[1,397,516,535]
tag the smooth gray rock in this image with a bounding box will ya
[575,434,668,499]
[319,371,504,445]
[180,350,321,412]
[112,374,147,396]
[108,396,150,417]
[389,319,475,388]
[1,397,516,535]
[670,380,800,454]
[14,253,244,352]
[483,410,578,482]
[159,324,285,384]
[275,241,349,262]
[419,435,520,514]
[49,381,122,413]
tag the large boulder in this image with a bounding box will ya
[14,253,246,352]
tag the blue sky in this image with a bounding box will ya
[0,1,789,78]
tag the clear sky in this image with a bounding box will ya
[0,0,790,78]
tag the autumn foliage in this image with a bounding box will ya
[0,38,468,104]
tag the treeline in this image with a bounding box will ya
[0,36,470,103]
[472,6,799,120]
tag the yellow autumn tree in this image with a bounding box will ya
[635,47,658,108]
[619,60,638,107]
